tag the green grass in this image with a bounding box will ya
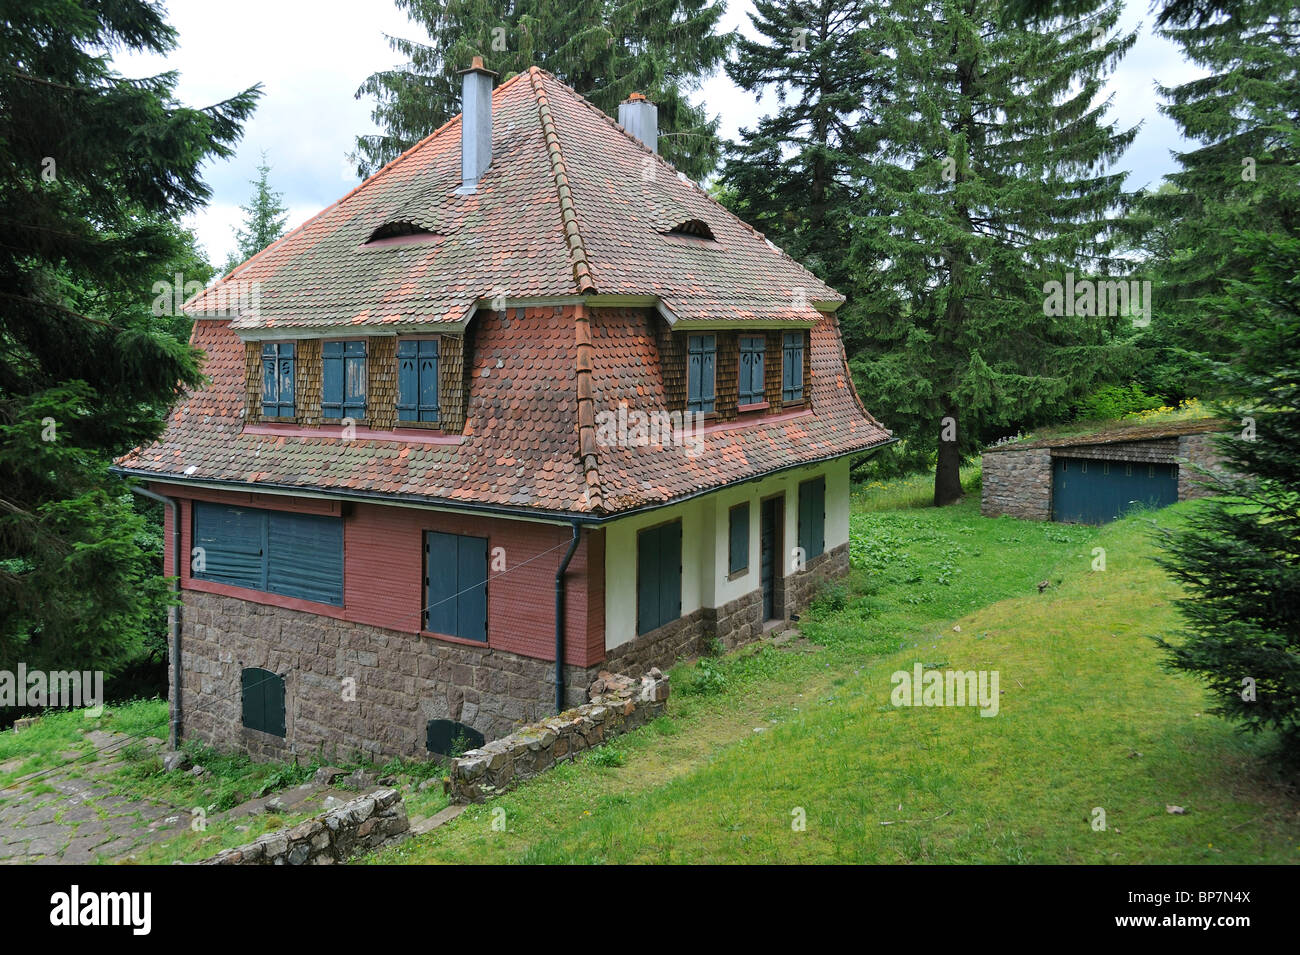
[0,699,168,788]
[852,464,982,513]
[370,488,1300,865]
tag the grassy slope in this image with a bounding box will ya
[372,493,1300,865]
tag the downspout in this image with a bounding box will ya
[129,484,183,749]
[555,522,581,713]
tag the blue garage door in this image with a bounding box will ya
[1051,457,1179,524]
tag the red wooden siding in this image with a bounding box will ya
[155,483,604,667]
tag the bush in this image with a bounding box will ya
[1073,382,1164,421]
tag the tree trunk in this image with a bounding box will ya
[934,405,964,506]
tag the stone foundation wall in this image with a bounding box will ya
[448,672,670,803]
[784,543,850,613]
[180,590,588,762]
[703,588,764,651]
[981,448,1053,520]
[200,788,408,865]
[601,606,710,678]
[180,541,848,762]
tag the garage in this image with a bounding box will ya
[980,420,1227,524]
[1050,457,1180,524]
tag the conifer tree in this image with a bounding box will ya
[353,0,731,180]
[0,0,258,672]
[719,0,889,350]
[849,0,1139,504]
[224,153,290,273]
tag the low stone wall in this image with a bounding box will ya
[981,448,1053,520]
[704,588,764,652]
[447,671,670,803]
[200,788,408,865]
[602,606,710,677]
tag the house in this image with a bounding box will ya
[981,419,1227,524]
[114,60,892,761]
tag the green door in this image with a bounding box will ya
[1051,457,1179,524]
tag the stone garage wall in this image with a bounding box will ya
[447,671,670,803]
[981,448,1053,520]
[1177,432,1230,500]
[200,788,408,865]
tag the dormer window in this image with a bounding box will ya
[364,221,437,246]
[666,219,715,240]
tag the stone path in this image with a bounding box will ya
[0,732,386,864]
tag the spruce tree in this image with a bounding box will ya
[720,0,888,346]
[849,0,1139,504]
[0,1,258,674]
[353,0,732,180]
[1155,231,1300,754]
[224,153,290,274]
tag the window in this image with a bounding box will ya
[398,339,439,423]
[729,502,750,576]
[424,531,488,641]
[192,503,344,605]
[261,342,295,418]
[798,477,825,561]
[637,520,682,635]
[322,340,366,420]
[241,667,286,737]
[782,332,804,403]
[738,336,765,406]
[687,334,716,414]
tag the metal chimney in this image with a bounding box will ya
[457,56,497,194]
[618,92,658,154]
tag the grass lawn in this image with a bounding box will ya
[370,488,1300,865]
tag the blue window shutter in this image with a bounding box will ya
[687,335,716,413]
[344,340,366,420]
[729,504,749,575]
[322,341,343,418]
[738,336,764,404]
[637,527,660,635]
[783,332,804,402]
[397,341,417,422]
[419,356,438,421]
[425,531,458,635]
[456,535,488,642]
[798,478,825,559]
[261,345,277,417]
[266,512,344,604]
[241,667,285,737]
[193,503,266,590]
[660,521,682,621]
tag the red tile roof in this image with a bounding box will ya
[118,69,892,516]
[186,68,843,330]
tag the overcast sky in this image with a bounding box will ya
[111,0,1204,270]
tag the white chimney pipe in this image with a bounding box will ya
[457,57,496,194]
[618,93,658,154]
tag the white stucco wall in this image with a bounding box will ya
[603,456,851,650]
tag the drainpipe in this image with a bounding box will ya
[555,522,581,713]
[128,484,183,749]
